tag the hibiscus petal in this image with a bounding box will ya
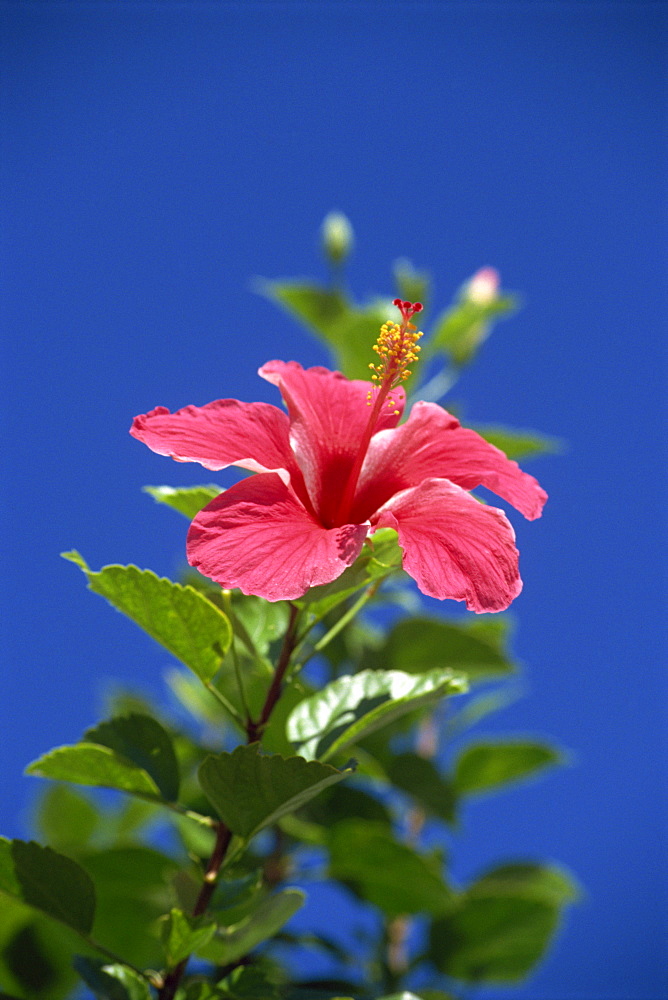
[259,361,404,526]
[187,472,369,602]
[373,478,522,613]
[355,401,547,522]
[130,399,299,479]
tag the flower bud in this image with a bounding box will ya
[465,266,500,305]
[321,211,354,266]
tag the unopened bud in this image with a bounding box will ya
[466,266,500,305]
[321,211,354,266]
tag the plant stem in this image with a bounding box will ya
[159,602,301,998]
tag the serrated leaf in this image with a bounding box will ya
[473,426,562,462]
[160,908,217,967]
[366,617,513,683]
[286,668,466,762]
[0,837,20,897]
[73,957,152,1000]
[328,820,453,918]
[8,841,95,935]
[84,713,179,801]
[453,740,561,795]
[198,745,353,841]
[63,558,232,684]
[26,744,162,800]
[198,888,305,965]
[143,484,223,519]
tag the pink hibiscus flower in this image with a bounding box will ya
[131,301,546,612]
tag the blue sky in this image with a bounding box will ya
[1,3,665,998]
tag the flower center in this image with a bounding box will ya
[337,299,423,524]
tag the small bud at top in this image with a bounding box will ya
[466,267,499,305]
[321,211,354,265]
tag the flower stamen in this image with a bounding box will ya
[367,299,423,415]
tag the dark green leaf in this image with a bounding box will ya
[84,713,179,801]
[387,753,457,824]
[160,908,217,967]
[286,668,466,762]
[328,820,453,918]
[367,617,514,683]
[143,484,222,519]
[0,838,20,897]
[3,923,59,995]
[198,745,353,841]
[198,888,305,965]
[301,783,392,828]
[453,740,562,795]
[35,785,100,851]
[216,964,281,1000]
[62,555,232,684]
[73,957,152,1000]
[26,744,162,800]
[472,426,562,462]
[10,840,95,935]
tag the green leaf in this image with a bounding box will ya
[198,745,353,841]
[367,616,514,683]
[328,820,453,918]
[393,257,431,308]
[198,888,305,965]
[257,279,392,380]
[35,785,100,851]
[453,740,562,795]
[470,862,579,906]
[62,556,232,684]
[74,957,152,1000]
[216,964,282,1000]
[0,838,20,897]
[387,753,457,824]
[298,529,402,619]
[143,484,222,519]
[286,668,467,762]
[8,840,95,935]
[84,713,180,802]
[26,744,162,800]
[428,295,517,365]
[160,908,217,967]
[430,895,559,983]
[473,426,562,462]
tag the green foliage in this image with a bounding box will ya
[160,908,217,966]
[286,667,467,762]
[473,426,562,462]
[328,820,453,918]
[197,889,305,965]
[26,743,165,801]
[453,740,562,795]
[73,958,153,1000]
[428,293,517,366]
[62,553,232,685]
[143,484,223,519]
[0,839,95,935]
[198,745,353,841]
[84,714,180,802]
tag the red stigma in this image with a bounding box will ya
[393,298,423,321]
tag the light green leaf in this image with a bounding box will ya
[8,840,95,935]
[428,295,517,365]
[35,784,100,851]
[286,668,467,762]
[160,908,217,967]
[26,744,162,800]
[198,888,305,965]
[393,257,431,308]
[256,279,392,380]
[453,740,562,796]
[328,820,453,918]
[143,484,222,519]
[62,556,232,684]
[74,957,152,1000]
[469,862,580,906]
[472,426,562,462]
[366,616,514,683]
[84,713,180,802]
[198,745,353,841]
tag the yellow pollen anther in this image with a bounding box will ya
[366,310,423,404]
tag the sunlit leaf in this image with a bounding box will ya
[26,744,162,800]
[198,745,353,841]
[328,820,453,918]
[143,484,222,519]
[62,554,232,684]
[453,740,562,796]
[73,957,152,1000]
[160,908,217,967]
[427,294,517,365]
[287,668,466,762]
